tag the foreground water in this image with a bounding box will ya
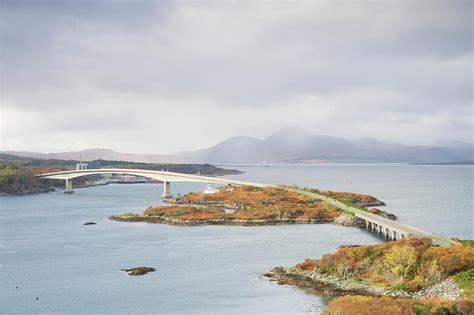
[1,164,472,314]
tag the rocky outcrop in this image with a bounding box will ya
[333,213,366,227]
[265,267,464,301]
[265,267,411,298]
[121,267,156,276]
[356,200,386,208]
[367,208,397,220]
[413,279,462,301]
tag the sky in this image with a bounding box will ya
[1,0,472,154]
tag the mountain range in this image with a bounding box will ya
[3,128,473,164]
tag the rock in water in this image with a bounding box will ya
[83,222,97,225]
[121,267,156,276]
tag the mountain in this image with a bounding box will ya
[178,128,473,163]
[3,128,473,164]
[178,136,263,163]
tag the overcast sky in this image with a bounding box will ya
[1,0,472,154]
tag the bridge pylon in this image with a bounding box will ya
[64,179,74,194]
[162,181,172,198]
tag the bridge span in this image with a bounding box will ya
[36,168,267,197]
[287,188,457,245]
[36,168,456,245]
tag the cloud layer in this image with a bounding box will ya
[1,0,472,153]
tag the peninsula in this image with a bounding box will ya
[267,238,473,314]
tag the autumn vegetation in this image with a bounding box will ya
[0,163,65,194]
[111,185,344,224]
[326,295,474,315]
[295,238,474,292]
[319,191,382,207]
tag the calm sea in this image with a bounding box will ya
[1,164,472,314]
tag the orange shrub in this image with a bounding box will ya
[421,244,474,276]
[297,258,316,271]
[176,186,342,222]
[327,296,471,315]
[328,295,415,315]
[295,238,474,290]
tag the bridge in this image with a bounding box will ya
[287,188,457,245]
[36,168,457,245]
[36,168,267,197]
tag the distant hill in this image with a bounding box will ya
[3,128,473,164]
[2,148,178,164]
[177,127,473,164]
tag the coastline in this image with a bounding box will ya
[265,267,410,298]
[109,214,335,226]
[263,236,473,313]
[265,265,463,301]
[0,180,110,196]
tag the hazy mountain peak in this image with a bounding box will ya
[216,136,261,145]
[265,127,312,140]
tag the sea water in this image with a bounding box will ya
[1,164,472,314]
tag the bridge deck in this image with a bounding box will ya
[290,188,458,245]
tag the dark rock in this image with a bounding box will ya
[83,221,97,225]
[121,267,156,276]
[367,208,397,220]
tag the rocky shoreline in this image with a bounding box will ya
[265,266,462,301]
[0,180,110,196]
[109,214,334,226]
[0,187,55,196]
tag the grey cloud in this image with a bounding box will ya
[0,0,472,152]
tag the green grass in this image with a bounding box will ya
[115,213,139,219]
[453,268,474,299]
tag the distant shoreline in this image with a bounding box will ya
[411,161,473,165]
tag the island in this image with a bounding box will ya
[110,185,391,226]
[121,267,156,276]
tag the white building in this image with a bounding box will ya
[76,163,88,170]
[204,184,218,194]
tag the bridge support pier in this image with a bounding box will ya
[384,228,389,238]
[392,230,397,240]
[64,179,74,194]
[162,181,172,198]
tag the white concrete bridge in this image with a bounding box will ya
[36,168,457,245]
[288,188,457,245]
[36,168,267,197]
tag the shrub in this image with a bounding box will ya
[383,245,418,279]
[454,268,474,299]
[327,296,472,315]
[298,258,316,271]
